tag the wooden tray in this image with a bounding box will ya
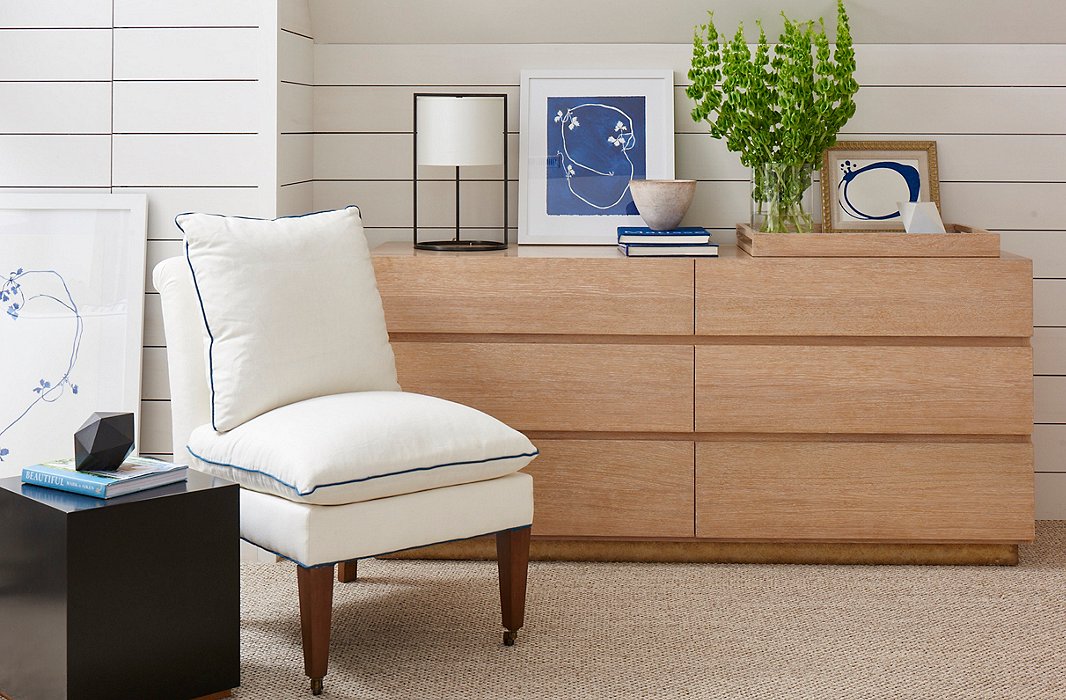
[736,223,1000,258]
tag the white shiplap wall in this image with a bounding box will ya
[278,0,314,215]
[0,2,280,475]
[306,9,1066,515]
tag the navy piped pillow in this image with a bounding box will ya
[177,206,399,432]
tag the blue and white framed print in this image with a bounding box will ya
[0,194,147,478]
[821,141,941,232]
[519,70,675,244]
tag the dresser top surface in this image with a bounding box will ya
[371,241,733,259]
[372,241,1027,263]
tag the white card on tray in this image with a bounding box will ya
[898,201,946,234]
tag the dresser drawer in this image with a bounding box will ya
[695,345,1032,434]
[527,439,694,538]
[696,441,1034,542]
[697,256,1033,337]
[394,342,694,432]
[374,256,694,335]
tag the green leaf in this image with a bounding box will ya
[685,0,858,167]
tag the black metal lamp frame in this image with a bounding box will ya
[413,92,509,251]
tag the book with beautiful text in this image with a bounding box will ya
[22,456,188,499]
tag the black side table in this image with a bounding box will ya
[0,472,239,700]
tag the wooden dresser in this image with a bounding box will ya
[372,242,1035,565]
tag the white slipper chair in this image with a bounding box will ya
[152,206,536,695]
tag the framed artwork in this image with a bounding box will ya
[0,194,147,478]
[519,69,675,244]
[821,141,941,232]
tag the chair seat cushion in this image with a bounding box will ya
[240,472,534,566]
[185,391,538,505]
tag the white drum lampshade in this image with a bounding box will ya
[413,93,508,251]
[416,96,504,167]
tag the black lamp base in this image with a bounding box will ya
[414,240,508,252]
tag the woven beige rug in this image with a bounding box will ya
[235,522,1066,699]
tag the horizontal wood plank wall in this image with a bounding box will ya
[278,0,313,215]
[114,5,277,461]
[312,35,1066,515]
[0,2,279,477]
[307,1,1066,44]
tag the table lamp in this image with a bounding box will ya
[413,93,508,251]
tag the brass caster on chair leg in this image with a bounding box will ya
[503,630,518,646]
[310,677,324,695]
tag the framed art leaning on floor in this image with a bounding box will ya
[0,194,147,477]
[518,69,675,244]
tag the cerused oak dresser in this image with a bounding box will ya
[371,242,1034,565]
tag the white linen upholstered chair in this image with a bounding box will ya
[152,206,536,695]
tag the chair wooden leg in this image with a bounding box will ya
[337,559,358,583]
[496,525,531,646]
[297,564,335,695]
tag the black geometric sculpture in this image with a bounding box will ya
[74,412,135,472]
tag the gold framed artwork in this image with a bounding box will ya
[821,141,940,232]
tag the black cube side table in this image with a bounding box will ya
[0,472,240,700]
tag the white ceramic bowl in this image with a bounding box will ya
[629,179,697,230]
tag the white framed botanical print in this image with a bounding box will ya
[518,69,675,244]
[0,194,147,477]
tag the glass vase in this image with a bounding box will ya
[750,162,815,233]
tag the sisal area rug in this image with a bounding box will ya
[235,522,1066,699]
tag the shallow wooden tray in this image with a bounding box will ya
[736,223,1000,258]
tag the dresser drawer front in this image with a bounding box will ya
[527,439,694,538]
[697,257,1033,337]
[695,345,1032,434]
[393,342,694,432]
[374,256,694,335]
[696,442,1034,542]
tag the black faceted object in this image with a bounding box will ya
[74,411,135,471]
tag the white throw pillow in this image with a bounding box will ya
[177,206,399,432]
[186,392,539,505]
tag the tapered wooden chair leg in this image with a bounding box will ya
[496,525,531,646]
[297,564,335,695]
[337,559,358,583]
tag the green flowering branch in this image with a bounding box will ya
[687,0,858,167]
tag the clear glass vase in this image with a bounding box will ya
[750,162,815,233]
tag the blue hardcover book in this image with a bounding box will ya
[617,226,711,245]
[22,456,188,499]
[618,242,719,257]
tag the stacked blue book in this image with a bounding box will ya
[22,456,188,499]
[617,227,718,257]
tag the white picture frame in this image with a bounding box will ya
[0,194,147,477]
[519,69,675,245]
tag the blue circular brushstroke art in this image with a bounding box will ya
[837,160,921,221]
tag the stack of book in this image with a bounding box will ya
[617,226,719,257]
[22,456,188,499]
